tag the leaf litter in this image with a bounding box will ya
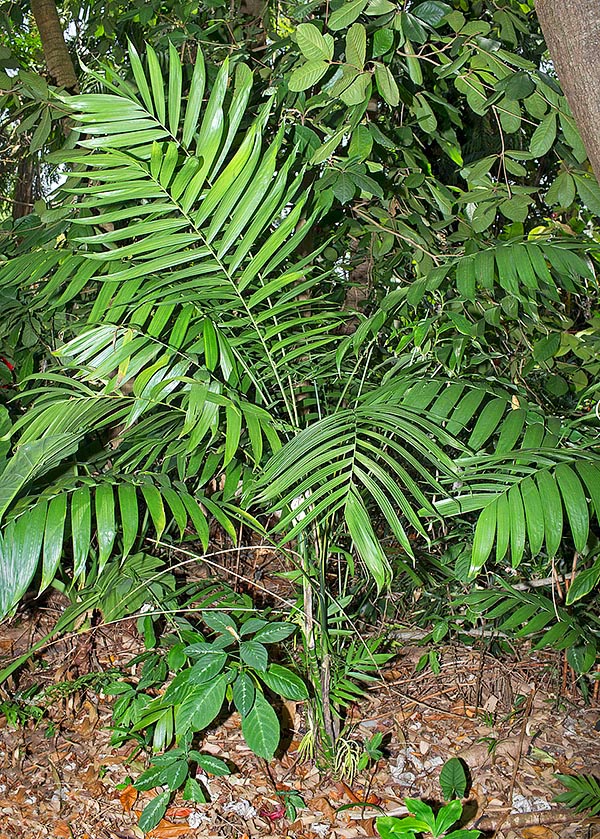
[0,590,598,839]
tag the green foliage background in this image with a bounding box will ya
[1,0,600,757]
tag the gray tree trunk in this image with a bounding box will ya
[536,0,600,182]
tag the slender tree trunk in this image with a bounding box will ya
[30,0,78,91]
[535,0,600,182]
[12,156,37,220]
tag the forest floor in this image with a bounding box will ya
[0,566,599,839]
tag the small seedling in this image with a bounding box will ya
[376,759,479,839]
[376,798,479,839]
[275,789,306,820]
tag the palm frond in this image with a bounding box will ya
[555,774,600,816]
[252,403,462,590]
[460,581,597,670]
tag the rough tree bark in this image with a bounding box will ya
[30,0,78,91]
[535,0,600,183]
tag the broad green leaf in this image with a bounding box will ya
[498,96,521,134]
[296,23,333,61]
[186,652,228,683]
[546,171,576,207]
[339,72,371,106]
[413,92,437,132]
[201,610,238,636]
[567,642,597,674]
[71,486,91,580]
[376,815,430,837]
[288,60,330,92]
[311,126,347,164]
[40,493,67,592]
[163,759,188,791]
[439,757,468,800]
[333,172,356,203]
[404,41,423,86]
[0,502,47,618]
[434,799,462,834]
[374,63,400,107]
[536,469,563,557]
[366,0,395,13]
[259,664,309,700]
[573,173,600,216]
[138,790,170,833]
[555,463,589,552]
[190,674,228,730]
[240,640,269,671]
[345,488,393,591]
[30,108,51,153]
[182,777,207,803]
[118,483,138,559]
[232,671,256,717]
[141,483,166,539]
[468,398,506,450]
[328,0,368,30]
[241,689,280,759]
[412,0,452,26]
[252,622,296,643]
[566,558,600,605]
[529,112,556,157]
[346,23,366,68]
[560,113,588,161]
[95,483,116,573]
[195,754,230,776]
[405,798,436,830]
[470,500,496,575]
[135,763,172,791]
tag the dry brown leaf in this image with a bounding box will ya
[522,828,557,839]
[312,795,337,821]
[148,822,193,838]
[53,821,73,838]
[362,817,377,837]
[166,806,194,819]
[336,781,361,803]
[119,783,138,811]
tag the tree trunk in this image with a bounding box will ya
[30,0,78,91]
[12,156,37,220]
[535,0,600,182]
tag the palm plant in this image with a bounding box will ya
[1,38,600,756]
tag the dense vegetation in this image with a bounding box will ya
[1,0,600,829]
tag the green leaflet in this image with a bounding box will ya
[555,463,589,553]
[241,690,280,760]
